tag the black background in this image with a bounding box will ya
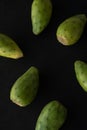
[0,0,87,129]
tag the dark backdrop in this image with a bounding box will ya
[0,0,87,129]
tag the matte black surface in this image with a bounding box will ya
[0,0,87,129]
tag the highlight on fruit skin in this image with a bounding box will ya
[31,0,52,35]
[10,66,39,107]
[56,14,87,46]
[0,33,23,59]
[74,60,87,92]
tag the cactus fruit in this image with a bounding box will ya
[31,0,52,35]
[0,34,23,59]
[35,100,67,130]
[10,66,39,107]
[56,14,87,45]
[74,60,87,92]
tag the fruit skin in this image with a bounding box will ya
[10,66,39,107]
[35,100,67,130]
[0,33,23,59]
[56,14,87,46]
[74,60,87,92]
[31,0,52,35]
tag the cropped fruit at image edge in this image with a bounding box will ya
[0,0,87,130]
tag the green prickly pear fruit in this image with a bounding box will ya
[35,100,67,130]
[10,66,39,107]
[0,34,23,59]
[56,14,87,45]
[74,60,87,92]
[31,0,52,35]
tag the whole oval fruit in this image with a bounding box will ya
[10,66,39,107]
[56,14,87,45]
[0,33,23,59]
[31,0,52,35]
[74,60,87,92]
[35,100,67,130]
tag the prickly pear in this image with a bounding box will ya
[10,66,39,107]
[56,14,87,45]
[31,0,52,35]
[0,34,23,59]
[74,60,87,92]
[35,100,67,130]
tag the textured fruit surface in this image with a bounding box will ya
[10,66,39,107]
[56,14,87,45]
[74,60,87,92]
[0,33,23,59]
[31,0,52,35]
[35,100,67,130]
